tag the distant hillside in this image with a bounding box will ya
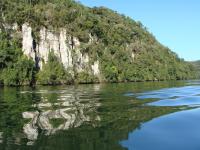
[191,61,200,68]
[0,0,198,86]
[191,61,200,76]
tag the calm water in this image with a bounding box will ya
[0,80,200,150]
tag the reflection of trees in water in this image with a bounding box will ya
[0,85,101,148]
[28,106,181,150]
[0,132,3,144]
[0,87,40,147]
[0,84,185,150]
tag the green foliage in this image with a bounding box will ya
[0,0,198,86]
[37,51,73,85]
[0,32,36,86]
[77,71,99,84]
[190,61,200,78]
[2,56,35,86]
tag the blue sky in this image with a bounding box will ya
[79,0,200,61]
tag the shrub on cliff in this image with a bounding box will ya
[0,32,36,86]
[37,51,73,85]
[77,71,99,84]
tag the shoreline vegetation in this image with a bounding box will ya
[0,79,198,88]
[0,0,199,87]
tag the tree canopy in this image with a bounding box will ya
[0,0,198,86]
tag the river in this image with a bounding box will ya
[0,80,200,150]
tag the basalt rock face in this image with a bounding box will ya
[21,23,100,76]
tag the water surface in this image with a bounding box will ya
[0,81,200,150]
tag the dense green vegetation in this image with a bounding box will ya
[37,51,73,85]
[0,31,36,86]
[191,61,200,77]
[0,0,198,86]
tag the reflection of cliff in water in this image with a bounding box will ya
[0,132,3,144]
[22,85,101,145]
[0,83,187,150]
[0,85,101,148]
[27,106,181,150]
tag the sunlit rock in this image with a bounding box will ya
[91,61,100,75]
[22,23,35,59]
[59,29,73,69]
[20,23,100,75]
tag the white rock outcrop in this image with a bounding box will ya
[131,52,135,61]
[91,61,100,75]
[21,23,100,76]
[59,29,73,69]
[22,23,35,59]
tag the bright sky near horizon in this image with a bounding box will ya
[79,0,200,61]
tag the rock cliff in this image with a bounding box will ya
[0,0,197,86]
[21,23,100,76]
